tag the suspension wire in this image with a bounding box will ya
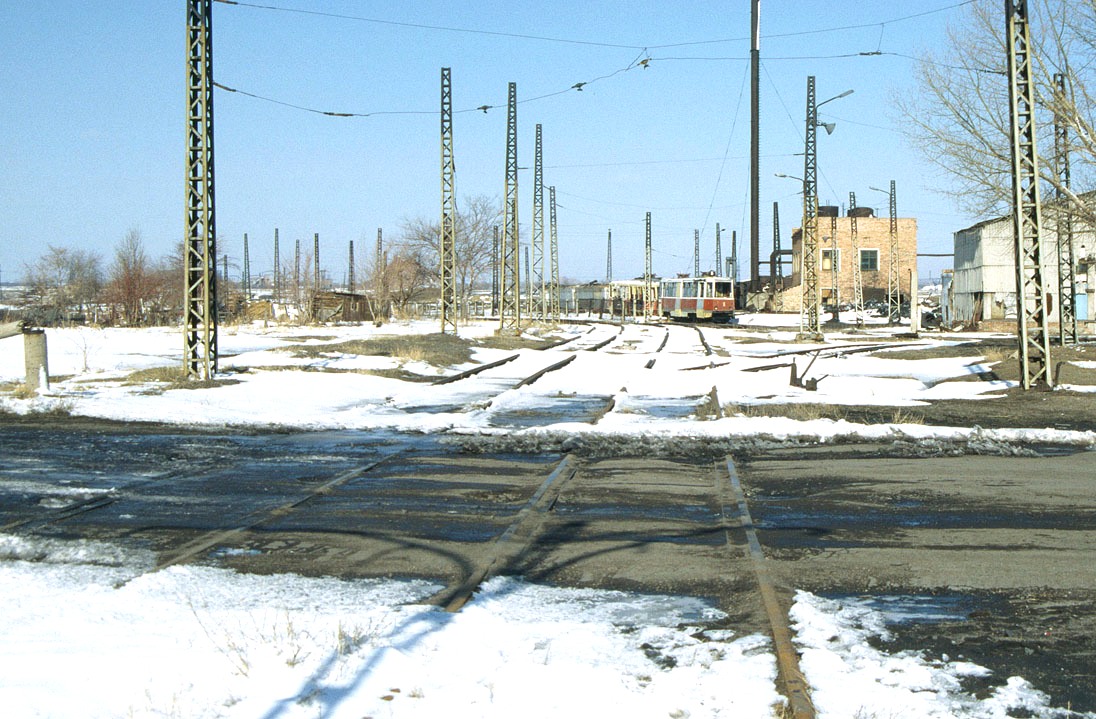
[699,62,750,242]
[216,0,975,51]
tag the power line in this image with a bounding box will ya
[214,51,651,118]
[216,0,976,51]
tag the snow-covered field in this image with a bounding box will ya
[0,534,1081,719]
[1,318,1094,448]
[1,318,1093,717]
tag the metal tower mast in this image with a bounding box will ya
[294,239,301,303]
[492,225,500,315]
[749,0,761,291]
[644,212,653,320]
[500,82,521,331]
[184,0,217,379]
[1007,0,1052,388]
[772,202,783,311]
[243,233,252,301]
[694,230,700,277]
[830,213,839,322]
[798,76,823,341]
[532,124,545,320]
[848,193,865,328]
[731,231,739,284]
[606,229,613,283]
[348,240,355,293]
[885,181,900,325]
[375,228,383,292]
[273,229,280,302]
[313,233,320,292]
[524,245,531,314]
[549,186,561,321]
[440,67,458,333]
[1054,72,1078,346]
[715,223,722,275]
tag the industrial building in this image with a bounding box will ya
[949,213,1094,328]
[774,206,918,312]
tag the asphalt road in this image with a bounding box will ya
[2,420,1094,711]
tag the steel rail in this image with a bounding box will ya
[719,457,815,719]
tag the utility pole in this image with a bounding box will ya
[243,233,252,301]
[549,186,561,321]
[440,67,458,333]
[830,213,839,322]
[1054,71,1078,345]
[798,78,851,341]
[500,82,520,332]
[772,202,783,311]
[749,0,761,291]
[1006,0,1052,388]
[606,229,613,283]
[886,182,900,324]
[715,223,722,276]
[184,0,217,379]
[848,192,865,328]
[644,212,653,321]
[273,229,280,303]
[694,229,700,277]
[731,231,738,285]
[524,245,531,315]
[492,225,500,316]
[798,76,823,341]
[532,124,545,320]
[348,240,355,293]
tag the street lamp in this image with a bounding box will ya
[798,77,853,342]
[870,182,900,325]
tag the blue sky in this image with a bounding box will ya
[1,1,982,287]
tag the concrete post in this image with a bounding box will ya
[24,330,49,392]
[909,267,920,334]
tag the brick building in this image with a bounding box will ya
[775,206,918,312]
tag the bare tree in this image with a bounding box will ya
[24,245,103,324]
[401,194,502,310]
[384,247,432,313]
[898,0,1096,222]
[105,229,156,325]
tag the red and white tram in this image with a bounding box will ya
[659,274,736,321]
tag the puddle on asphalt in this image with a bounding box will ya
[488,395,613,428]
[823,592,990,625]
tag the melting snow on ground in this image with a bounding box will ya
[0,536,1087,718]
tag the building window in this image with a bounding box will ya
[860,249,879,271]
[822,249,840,271]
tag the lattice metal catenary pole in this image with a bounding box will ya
[798,76,823,341]
[348,240,355,293]
[885,181,900,325]
[606,229,612,283]
[1053,72,1078,346]
[549,186,561,321]
[532,124,545,320]
[848,192,865,328]
[500,82,521,331]
[440,67,458,333]
[830,213,839,322]
[1006,0,1052,388]
[772,202,784,311]
[694,229,700,277]
[644,212,653,321]
[715,223,722,275]
[242,233,251,301]
[184,0,218,379]
[492,225,500,316]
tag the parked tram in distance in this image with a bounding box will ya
[659,273,736,322]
